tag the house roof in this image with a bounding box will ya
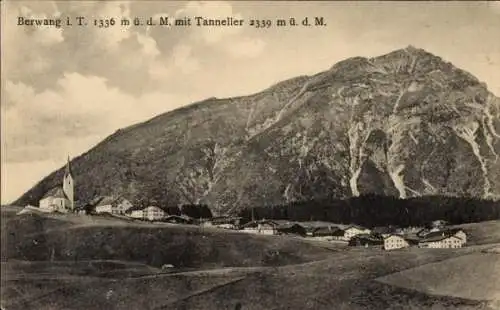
[299,221,341,229]
[351,234,383,243]
[164,215,192,222]
[312,226,343,236]
[420,228,465,241]
[241,220,278,228]
[372,226,395,234]
[345,224,369,231]
[419,229,464,243]
[210,216,242,225]
[383,234,406,240]
[95,195,130,207]
[41,187,68,200]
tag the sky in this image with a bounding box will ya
[1,1,500,204]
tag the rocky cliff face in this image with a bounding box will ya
[15,46,500,213]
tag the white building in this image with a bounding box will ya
[419,235,463,249]
[418,229,467,249]
[241,221,278,235]
[128,206,165,221]
[450,229,467,246]
[94,196,133,215]
[343,225,371,241]
[383,234,410,250]
[39,158,74,213]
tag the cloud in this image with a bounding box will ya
[91,1,133,51]
[3,74,198,164]
[176,1,243,44]
[225,37,266,58]
[2,2,63,79]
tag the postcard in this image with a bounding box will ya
[1,1,500,309]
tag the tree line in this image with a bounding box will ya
[236,194,500,228]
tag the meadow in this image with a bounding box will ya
[1,206,499,310]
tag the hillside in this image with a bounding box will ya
[2,207,499,310]
[14,45,500,213]
[1,210,333,268]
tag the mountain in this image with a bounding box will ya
[14,46,500,214]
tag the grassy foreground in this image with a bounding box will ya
[1,206,499,310]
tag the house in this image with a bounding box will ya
[349,234,383,247]
[39,158,74,213]
[310,226,343,241]
[383,234,410,250]
[418,234,464,249]
[395,226,424,235]
[94,196,133,215]
[418,228,467,248]
[372,226,396,235]
[430,220,449,228]
[300,221,340,236]
[204,216,243,229]
[128,206,165,221]
[162,215,193,224]
[241,220,278,235]
[449,228,467,246]
[343,225,371,241]
[276,223,307,237]
[416,227,441,237]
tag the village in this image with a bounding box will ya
[20,158,468,251]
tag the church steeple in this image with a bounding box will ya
[64,156,72,178]
[63,156,74,210]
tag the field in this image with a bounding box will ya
[1,206,500,310]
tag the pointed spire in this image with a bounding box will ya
[64,156,72,178]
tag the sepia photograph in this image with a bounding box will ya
[1,1,500,309]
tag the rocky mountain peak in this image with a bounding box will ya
[14,47,500,212]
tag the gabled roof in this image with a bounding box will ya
[383,234,406,240]
[95,195,131,207]
[312,226,343,236]
[241,220,278,228]
[345,224,369,231]
[419,229,465,243]
[299,221,341,229]
[164,215,193,222]
[41,187,68,200]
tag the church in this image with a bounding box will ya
[39,157,75,213]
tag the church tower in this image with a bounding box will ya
[63,156,74,211]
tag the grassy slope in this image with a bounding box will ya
[2,208,499,310]
[451,220,500,245]
[376,252,500,301]
[165,248,491,310]
[1,212,334,269]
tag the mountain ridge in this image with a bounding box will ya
[14,46,500,213]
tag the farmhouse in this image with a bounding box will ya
[276,223,307,237]
[301,221,339,236]
[349,234,383,247]
[418,233,463,249]
[241,220,278,235]
[311,226,343,241]
[94,196,133,215]
[383,234,410,250]
[128,206,165,221]
[449,228,467,246]
[162,215,193,224]
[343,225,371,241]
[204,216,242,229]
[39,158,74,213]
